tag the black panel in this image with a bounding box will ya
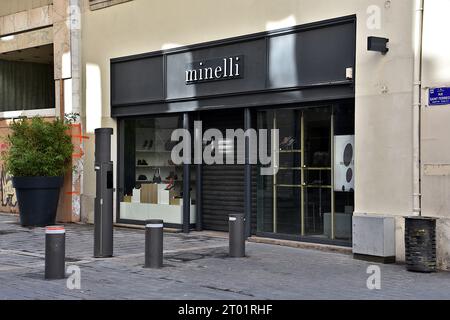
[111,84,354,117]
[268,22,355,88]
[111,56,164,105]
[166,39,266,100]
[110,15,356,116]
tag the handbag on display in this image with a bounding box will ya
[152,168,162,184]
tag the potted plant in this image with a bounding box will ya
[2,117,73,227]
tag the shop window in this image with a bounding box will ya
[0,49,55,112]
[119,115,196,227]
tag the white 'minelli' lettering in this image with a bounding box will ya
[186,56,241,83]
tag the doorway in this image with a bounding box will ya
[256,104,354,245]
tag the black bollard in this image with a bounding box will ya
[229,214,245,258]
[145,220,164,269]
[45,226,66,280]
[94,128,114,258]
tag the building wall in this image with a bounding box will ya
[80,0,417,261]
[0,0,53,18]
[421,0,450,269]
[0,0,83,224]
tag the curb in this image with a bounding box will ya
[248,236,353,255]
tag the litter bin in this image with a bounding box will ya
[405,216,437,273]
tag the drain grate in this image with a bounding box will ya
[167,253,205,262]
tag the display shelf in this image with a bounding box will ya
[119,202,196,225]
[136,180,182,183]
[136,150,172,153]
[136,165,179,168]
[279,150,302,153]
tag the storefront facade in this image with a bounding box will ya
[80,0,450,268]
[110,16,355,245]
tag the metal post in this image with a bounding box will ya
[244,108,252,238]
[229,214,246,258]
[45,226,66,280]
[331,111,335,240]
[182,113,191,234]
[196,112,203,231]
[145,219,164,269]
[196,164,203,231]
[94,128,114,258]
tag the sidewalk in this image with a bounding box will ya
[1,213,450,300]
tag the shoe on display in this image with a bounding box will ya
[165,178,175,191]
[280,136,296,150]
[142,140,148,149]
[138,175,148,181]
[148,140,153,150]
[141,159,148,166]
[137,160,142,166]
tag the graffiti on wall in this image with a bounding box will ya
[0,164,18,211]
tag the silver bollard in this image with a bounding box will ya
[145,219,164,269]
[45,226,66,280]
[229,214,245,258]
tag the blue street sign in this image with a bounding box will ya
[429,87,450,106]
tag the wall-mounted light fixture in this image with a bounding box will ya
[367,36,389,55]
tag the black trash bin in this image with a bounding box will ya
[405,216,437,273]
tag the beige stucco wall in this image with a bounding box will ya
[80,0,417,259]
[421,0,450,269]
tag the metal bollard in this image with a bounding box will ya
[94,128,114,258]
[45,226,66,280]
[229,214,245,258]
[145,220,164,269]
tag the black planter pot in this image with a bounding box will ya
[405,216,437,273]
[12,176,64,227]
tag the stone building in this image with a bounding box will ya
[1,0,450,269]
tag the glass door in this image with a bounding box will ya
[302,107,333,238]
[257,106,345,242]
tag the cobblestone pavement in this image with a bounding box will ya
[1,214,450,300]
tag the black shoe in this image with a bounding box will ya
[148,140,153,149]
[142,140,148,149]
[142,160,148,166]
